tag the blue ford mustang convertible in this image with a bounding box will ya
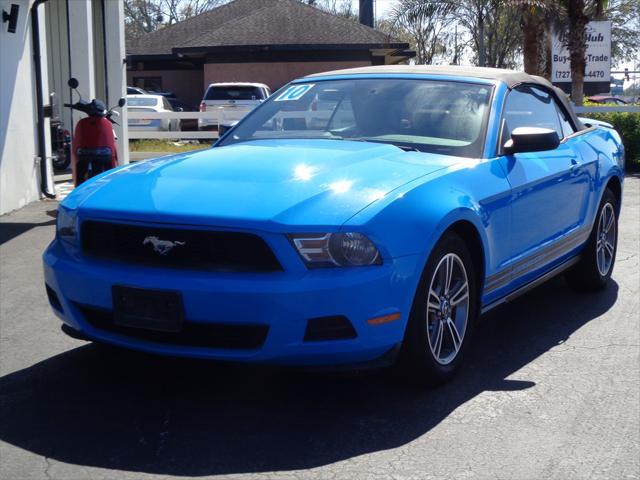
[44,66,624,384]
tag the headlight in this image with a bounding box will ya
[56,207,78,245]
[290,232,381,267]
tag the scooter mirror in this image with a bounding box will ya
[67,78,79,89]
[118,98,126,108]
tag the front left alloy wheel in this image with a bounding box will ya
[426,253,470,365]
[398,231,478,386]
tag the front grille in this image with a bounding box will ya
[81,221,282,272]
[77,304,268,349]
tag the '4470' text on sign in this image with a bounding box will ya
[552,21,611,82]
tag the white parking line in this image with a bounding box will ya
[55,180,74,201]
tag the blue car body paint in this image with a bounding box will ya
[44,71,624,366]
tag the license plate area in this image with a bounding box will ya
[113,286,184,332]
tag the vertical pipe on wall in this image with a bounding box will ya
[100,0,109,103]
[31,0,56,198]
[65,0,74,134]
[103,0,129,164]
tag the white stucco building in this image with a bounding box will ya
[0,0,128,215]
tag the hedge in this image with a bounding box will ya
[580,103,640,171]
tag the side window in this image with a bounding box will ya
[162,97,172,111]
[502,85,563,145]
[555,103,575,138]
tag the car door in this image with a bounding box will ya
[497,85,591,283]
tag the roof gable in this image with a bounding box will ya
[128,0,404,56]
[127,0,273,55]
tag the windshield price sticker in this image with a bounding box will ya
[274,84,315,102]
[552,21,611,83]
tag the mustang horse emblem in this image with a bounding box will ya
[143,236,186,256]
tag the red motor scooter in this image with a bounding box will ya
[64,78,126,186]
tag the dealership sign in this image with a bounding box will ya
[552,21,611,83]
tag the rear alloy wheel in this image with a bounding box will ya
[596,203,616,276]
[566,189,618,291]
[398,232,477,386]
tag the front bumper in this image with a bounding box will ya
[198,110,251,129]
[43,239,421,366]
[128,123,167,132]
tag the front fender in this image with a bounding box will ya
[344,159,512,288]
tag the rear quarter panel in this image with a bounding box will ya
[576,126,625,226]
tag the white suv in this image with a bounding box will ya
[198,82,271,131]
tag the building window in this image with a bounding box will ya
[133,76,162,92]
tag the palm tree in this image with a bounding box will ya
[565,0,608,104]
[566,0,590,104]
[515,0,608,104]
[517,1,549,76]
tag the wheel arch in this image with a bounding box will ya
[604,174,622,215]
[443,220,486,298]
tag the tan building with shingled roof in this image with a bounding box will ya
[126,0,414,107]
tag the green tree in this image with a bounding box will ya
[565,0,592,104]
[511,1,551,76]
[124,0,226,38]
[389,0,458,65]
[387,0,523,68]
[605,0,640,65]
[306,0,357,19]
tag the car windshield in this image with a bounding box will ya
[127,97,158,107]
[218,78,493,157]
[206,86,265,101]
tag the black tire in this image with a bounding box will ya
[565,189,618,291]
[397,231,479,386]
[52,154,70,171]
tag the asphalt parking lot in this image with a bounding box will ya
[0,176,638,480]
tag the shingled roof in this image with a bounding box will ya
[127,0,407,56]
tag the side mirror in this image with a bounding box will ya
[118,97,126,108]
[67,78,79,89]
[176,107,184,112]
[503,127,560,155]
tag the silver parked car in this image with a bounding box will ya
[198,82,271,130]
[127,95,180,132]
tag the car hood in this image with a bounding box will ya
[66,139,454,229]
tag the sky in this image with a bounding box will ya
[359,0,396,19]
[372,0,396,19]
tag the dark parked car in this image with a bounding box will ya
[149,91,176,99]
[587,96,628,105]
[127,86,147,95]
[167,98,198,131]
